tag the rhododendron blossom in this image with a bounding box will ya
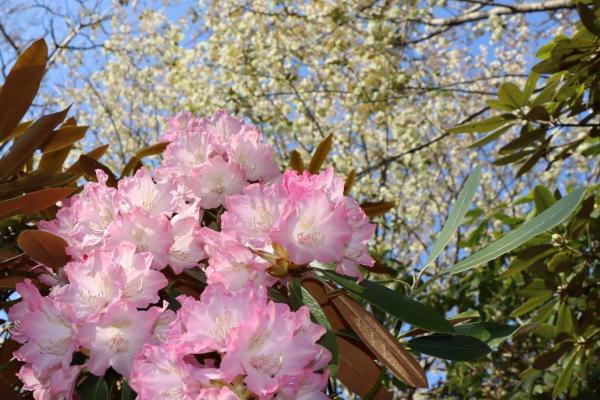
[79,302,162,378]
[18,364,81,400]
[10,110,376,399]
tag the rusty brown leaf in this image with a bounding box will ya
[0,172,76,199]
[302,279,392,398]
[360,201,396,218]
[329,289,429,388]
[0,107,70,181]
[121,142,169,177]
[65,144,110,179]
[337,335,393,399]
[0,187,75,220]
[0,275,28,289]
[0,39,47,141]
[38,144,73,172]
[343,169,356,196]
[42,125,88,153]
[17,230,70,269]
[2,120,32,143]
[78,155,118,187]
[0,339,22,387]
[289,150,305,172]
[307,134,333,173]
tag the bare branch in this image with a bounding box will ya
[0,21,20,53]
[356,107,490,178]
[419,0,575,27]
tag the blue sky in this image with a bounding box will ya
[0,0,583,396]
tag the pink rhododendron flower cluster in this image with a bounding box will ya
[9,110,376,399]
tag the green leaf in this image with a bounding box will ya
[516,147,546,177]
[582,142,600,156]
[552,350,579,399]
[531,80,559,107]
[486,99,515,112]
[408,334,492,361]
[121,381,136,400]
[290,278,339,375]
[498,126,546,153]
[536,41,559,60]
[320,270,454,333]
[555,301,574,335]
[446,187,585,274]
[453,322,519,348]
[518,279,549,298]
[467,125,512,148]
[492,150,534,166]
[421,166,481,271]
[510,293,553,318]
[498,82,525,108]
[319,330,340,377]
[288,278,304,311]
[77,375,109,400]
[448,115,511,134]
[500,249,556,278]
[523,72,540,101]
[526,105,550,121]
[577,3,600,36]
[532,59,565,74]
[453,310,481,320]
[533,185,556,213]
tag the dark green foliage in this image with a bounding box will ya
[438,4,600,396]
[451,1,600,176]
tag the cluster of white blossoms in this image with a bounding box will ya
[37,0,577,269]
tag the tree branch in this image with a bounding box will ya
[419,0,575,27]
[356,107,489,178]
[0,21,20,54]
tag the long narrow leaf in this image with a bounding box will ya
[421,166,481,271]
[328,290,428,388]
[321,270,453,333]
[447,187,585,274]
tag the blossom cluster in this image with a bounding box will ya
[9,111,375,399]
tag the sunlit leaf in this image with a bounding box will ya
[0,107,70,181]
[447,187,585,274]
[343,169,356,195]
[289,150,305,172]
[421,166,480,272]
[0,39,47,141]
[0,187,75,220]
[498,82,525,108]
[307,134,333,173]
[361,201,396,218]
[328,289,428,388]
[448,115,512,134]
[121,142,168,177]
[43,125,88,153]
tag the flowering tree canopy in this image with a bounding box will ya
[0,1,599,399]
